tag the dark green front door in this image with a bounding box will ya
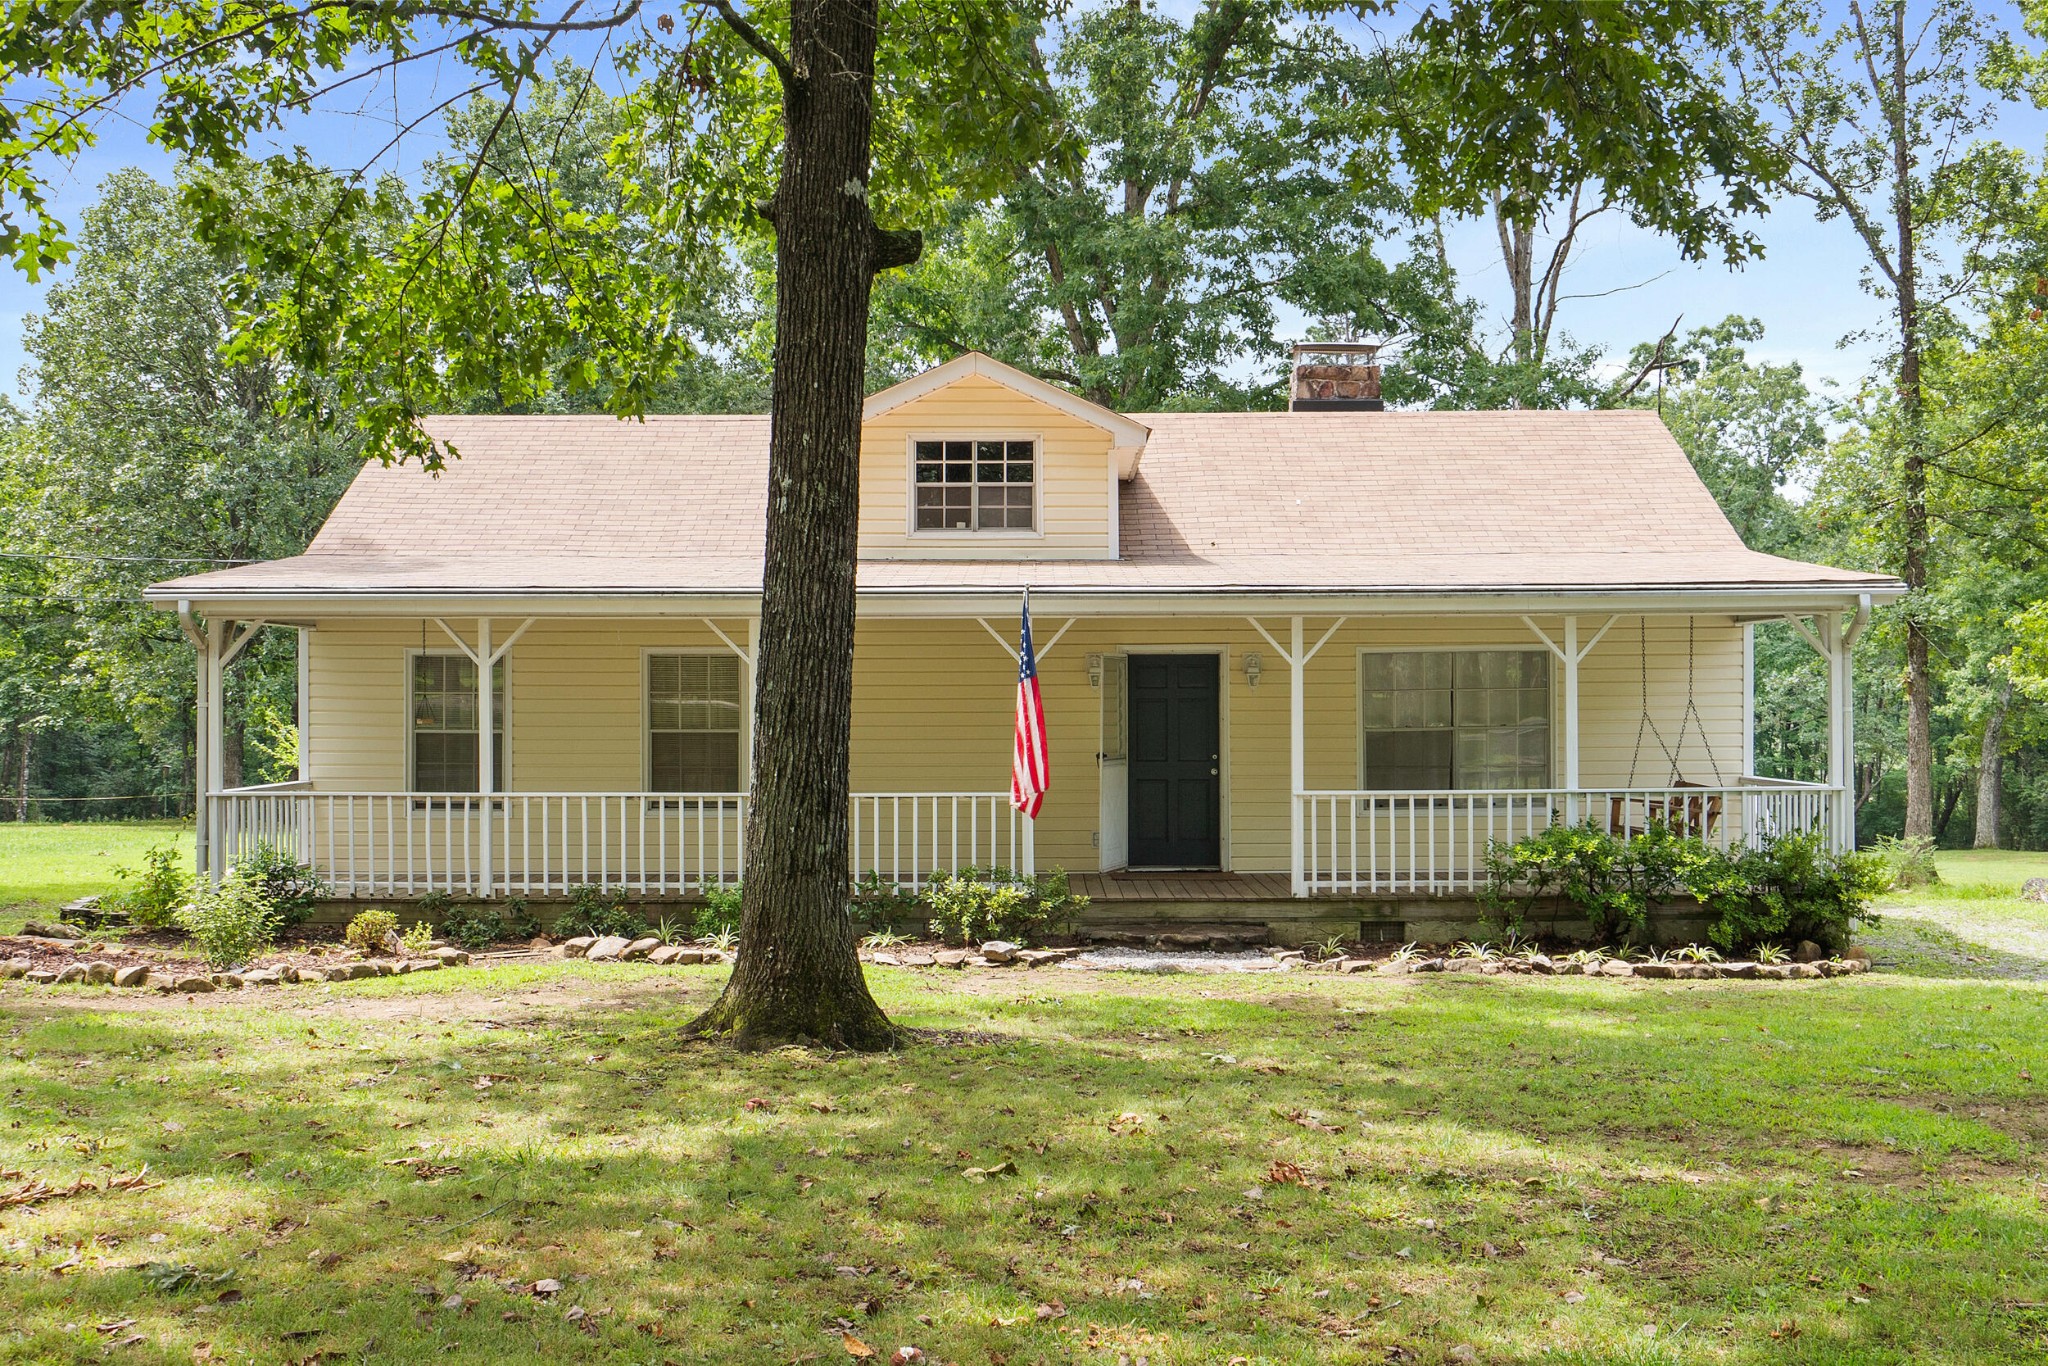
[1128,654,1220,868]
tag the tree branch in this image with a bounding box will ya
[690,0,797,91]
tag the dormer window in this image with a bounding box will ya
[913,438,1036,532]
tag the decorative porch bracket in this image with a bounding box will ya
[431,618,537,896]
[1246,616,1349,896]
[699,618,758,790]
[1779,593,1872,850]
[976,615,1076,666]
[180,603,275,881]
[1522,614,1618,814]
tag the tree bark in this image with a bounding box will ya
[1974,673,2012,849]
[1878,0,1934,840]
[14,726,30,823]
[689,0,911,1051]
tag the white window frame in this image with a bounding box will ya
[404,649,509,794]
[904,432,1046,539]
[642,647,748,795]
[1356,645,1553,792]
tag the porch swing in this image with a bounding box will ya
[1609,617,1727,839]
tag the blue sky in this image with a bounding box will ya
[4,4,2044,405]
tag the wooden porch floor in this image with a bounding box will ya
[1070,871,1293,902]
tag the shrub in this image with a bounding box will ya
[848,870,921,930]
[175,871,278,969]
[1872,833,1940,889]
[440,902,507,950]
[110,844,190,930]
[345,908,400,953]
[695,882,743,940]
[231,843,327,929]
[1683,830,1888,957]
[924,866,1088,947]
[401,920,435,955]
[559,884,643,939]
[501,899,542,941]
[1481,821,1681,944]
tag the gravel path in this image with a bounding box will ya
[1059,946,1288,974]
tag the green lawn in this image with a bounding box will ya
[5,964,2048,1364]
[0,820,190,929]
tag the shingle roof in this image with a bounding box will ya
[149,408,1897,601]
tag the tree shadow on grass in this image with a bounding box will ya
[4,968,2048,1363]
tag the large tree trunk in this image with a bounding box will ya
[1885,2,1934,841]
[14,726,30,823]
[689,0,913,1050]
[1974,673,2012,849]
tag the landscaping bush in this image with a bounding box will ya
[401,920,435,955]
[1482,822,1886,955]
[694,882,743,941]
[501,899,541,941]
[176,870,277,969]
[848,870,921,931]
[109,843,190,930]
[1480,821,1684,944]
[559,884,643,939]
[1683,830,1888,957]
[439,901,508,950]
[345,908,400,953]
[925,866,1087,946]
[231,842,327,929]
[1872,833,1940,889]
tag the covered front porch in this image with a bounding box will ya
[185,593,1867,909]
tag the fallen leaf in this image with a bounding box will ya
[1266,1160,1309,1186]
[842,1333,877,1359]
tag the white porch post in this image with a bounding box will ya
[1289,615,1305,897]
[1562,617,1580,824]
[1822,613,1848,850]
[189,615,212,878]
[477,617,494,897]
[205,618,228,883]
[745,616,759,791]
[296,627,311,783]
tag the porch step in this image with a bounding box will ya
[1077,923,1270,950]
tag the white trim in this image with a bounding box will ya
[904,432,1046,540]
[864,352,1151,476]
[406,647,509,793]
[1106,452,1120,558]
[641,647,748,795]
[1743,622,1755,776]
[1355,644,1556,792]
[1118,644,1231,872]
[295,627,311,784]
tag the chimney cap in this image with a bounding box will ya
[1291,339,1385,360]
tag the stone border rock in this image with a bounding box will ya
[3,934,745,995]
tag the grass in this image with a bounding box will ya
[0,820,190,929]
[5,963,2048,1364]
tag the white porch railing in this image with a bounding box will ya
[210,788,1028,898]
[1296,780,1844,897]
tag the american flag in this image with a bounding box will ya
[1011,590,1049,819]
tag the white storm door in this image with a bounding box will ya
[1098,652,1129,871]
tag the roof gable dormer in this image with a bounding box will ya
[857,354,1148,562]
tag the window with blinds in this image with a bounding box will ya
[411,654,505,793]
[648,653,743,792]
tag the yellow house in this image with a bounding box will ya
[148,352,1903,940]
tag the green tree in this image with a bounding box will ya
[4,169,359,801]
[1734,0,2033,838]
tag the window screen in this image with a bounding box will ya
[411,654,504,793]
[1360,651,1548,790]
[913,439,1035,530]
[649,653,743,792]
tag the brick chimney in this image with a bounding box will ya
[1291,340,1384,412]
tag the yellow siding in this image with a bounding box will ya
[305,613,1746,877]
[858,374,1117,559]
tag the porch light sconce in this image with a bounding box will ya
[1243,652,1263,689]
[1086,653,1104,688]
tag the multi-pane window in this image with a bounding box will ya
[1360,651,1549,790]
[913,438,1035,531]
[649,653,743,792]
[411,655,505,793]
